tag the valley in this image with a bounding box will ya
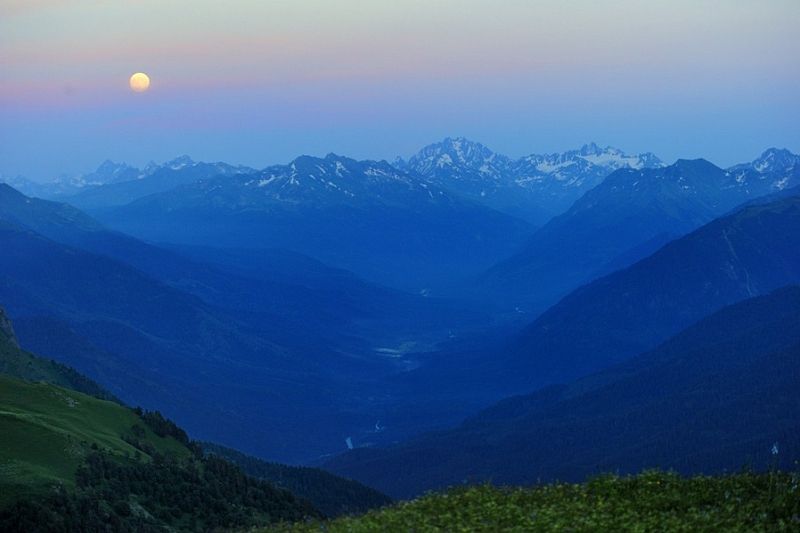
[2,139,798,529]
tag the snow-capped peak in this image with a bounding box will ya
[518,144,664,178]
[578,142,603,156]
[411,137,502,167]
[750,148,800,173]
[574,145,663,171]
[165,155,196,170]
[404,137,512,182]
[725,148,800,195]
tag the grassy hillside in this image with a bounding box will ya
[0,317,187,504]
[269,470,800,532]
[0,374,189,505]
[0,371,318,530]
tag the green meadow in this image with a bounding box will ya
[0,374,187,505]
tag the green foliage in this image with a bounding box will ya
[0,452,318,532]
[203,443,391,517]
[0,453,319,532]
[269,470,800,532]
[0,374,187,505]
[136,408,203,456]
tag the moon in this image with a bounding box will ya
[129,72,151,93]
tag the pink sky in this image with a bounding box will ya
[2,0,798,179]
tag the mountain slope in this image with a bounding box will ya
[0,183,102,238]
[0,375,184,502]
[325,287,800,498]
[482,154,797,310]
[0,306,116,402]
[495,193,800,388]
[0,182,486,350]
[94,153,531,290]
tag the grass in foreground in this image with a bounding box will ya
[269,470,800,532]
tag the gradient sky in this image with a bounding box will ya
[2,0,799,180]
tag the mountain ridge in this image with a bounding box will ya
[497,192,800,388]
[397,137,665,224]
[92,152,532,290]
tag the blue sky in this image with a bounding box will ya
[1,0,798,180]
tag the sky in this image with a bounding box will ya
[1,0,799,181]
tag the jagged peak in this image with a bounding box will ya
[758,147,796,159]
[95,159,133,173]
[323,152,358,163]
[752,148,800,172]
[728,148,800,174]
[286,153,351,167]
[415,137,496,158]
[277,153,398,176]
[164,155,196,169]
[578,142,604,156]
[440,136,484,147]
[523,143,662,165]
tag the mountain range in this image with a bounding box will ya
[87,153,532,289]
[7,140,796,300]
[443,193,800,394]
[1,140,799,494]
[482,149,800,309]
[397,138,665,224]
[314,192,800,458]
[6,156,254,207]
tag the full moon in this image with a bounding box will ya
[129,72,151,92]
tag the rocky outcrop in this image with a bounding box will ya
[0,306,19,348]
